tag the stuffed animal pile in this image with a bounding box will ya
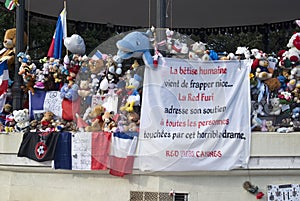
[2,27,300,133]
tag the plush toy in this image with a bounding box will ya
[29,119,40,132]
[265,120,277,132]
[235,46,251,59]
[127,111,140,125]
[4,113,15,132]
[165,28,174,51]
[0,103,12,125]
[64,34,86,55]
[127,122,139,132]
[17,52,36,80]
[44,73,57,91]
[89,58,104,75]
[84,105,106,132]
[40,111,54,128]
[276,75,287,92]
[277,126,294,133]
[120,74,142,112]
[116,31,154,69]
[60,81,79,101]
[251,52,274,81]
[269,97,282,115]
[264,77,281,92]
[90,74,100,94]
[101,111,117,132]
[13,108,30,132]
[21,74,36,95]
[260,119,268,132]
[292,107,300,119]
[292,88,300,103]
[188,42,207,61]
[289,65,300,88]
[251,111,262,131]
[0,28,27,79]
[78,80,91,99]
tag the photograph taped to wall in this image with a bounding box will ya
[267,184,300,201]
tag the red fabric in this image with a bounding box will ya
[62,98,81,121]
[91,132,111,170]
[109,156,135,177]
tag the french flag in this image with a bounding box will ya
[0,59,9,111]
[47,8,67,59]
[0,60,9,96]
[109,132,138,177]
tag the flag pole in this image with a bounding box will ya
[64,0,68,56]
[12,0,25,110]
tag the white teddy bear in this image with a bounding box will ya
[188,41,208,61]
[13,109,30,132]
[269,97,282,116]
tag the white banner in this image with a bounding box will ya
[136,58,251,171]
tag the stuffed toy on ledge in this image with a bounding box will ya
[116,31,155,69]
[0,28,27,80]
[13,108,30,132]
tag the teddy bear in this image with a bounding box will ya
[101,111,117,132]
[127,122,139,132]
[78,80,91,99]
[0,28,27,80]
[127,111,140,125]
[188,41,207,61]
[292,88,300,103]
[89,58,104,75]
[29,119,40,132]
[40,111,54,129]
[13,108,30,132]
[269,97,282,115]
[265,120,277,132]
[251,52,274,81]
[78,79,92,114]
[289,64,300,89]
[21,74,36,95]
[264,77,281,92]
[84,105,106,132]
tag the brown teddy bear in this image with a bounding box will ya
[21,74,36,95]
[41,111,54,129]
[89,58,104,75]
[84,105,106,132]
[0,28,27,79]
[264,77,281,92]
[102,111,117,132]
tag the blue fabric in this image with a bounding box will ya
[29,89,46,120]
[54,132,72,170]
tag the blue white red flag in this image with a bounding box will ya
[0,60,9,96]
[47,8,67,59]
[109,132,138,177]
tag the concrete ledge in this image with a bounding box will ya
[1,132,300,169]
[1,131,300,156]
[251,132,300,156]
